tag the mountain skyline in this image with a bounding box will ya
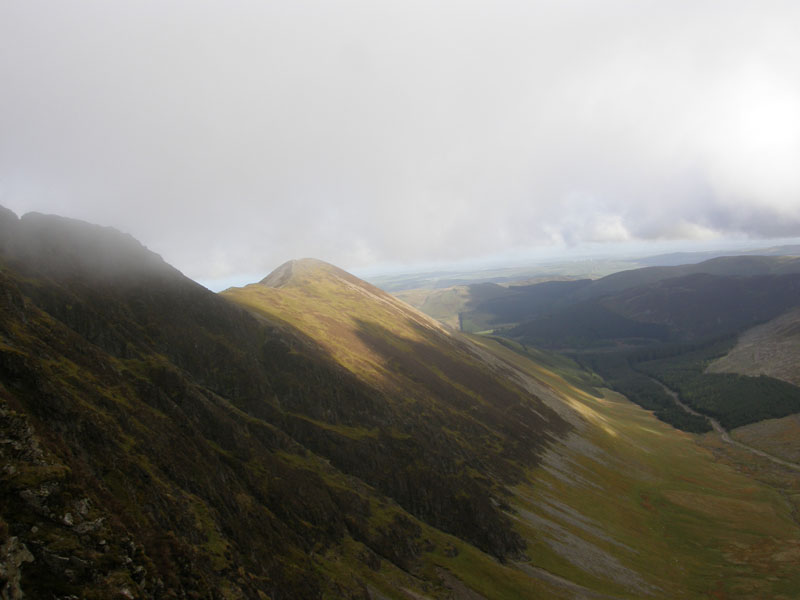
[4,205,800,294]
[4,205,800,598]
[3,1,800,288]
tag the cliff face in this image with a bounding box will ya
[0,210,568,599]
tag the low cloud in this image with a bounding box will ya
[2,1,799,283]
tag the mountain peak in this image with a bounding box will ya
[259,257,371,292]
[0,205,19,242]
[236,258,451,340]
[0,208,179,283]
[259,257,335,287]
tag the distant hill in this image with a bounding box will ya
[505,266,800,349]
[468,280,592,328]
[372,244,800,294]
[428,256,800,337]
[396,254,800,333]
[576,255,800,301]
[369,259,640,292]
[638,244,800,267]
[490,256,800,433]
[604,271,800,340]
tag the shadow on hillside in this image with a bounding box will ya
[350,316,571,468]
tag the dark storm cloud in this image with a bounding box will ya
[2,1,800,286]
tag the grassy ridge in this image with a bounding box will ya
[228,263,800,598]
[224,261,574,560]
[576,352,713,433]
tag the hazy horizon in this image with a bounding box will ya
[3,1,800,287]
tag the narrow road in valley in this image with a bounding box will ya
[648,377,800,472]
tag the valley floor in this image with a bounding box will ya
[650,375,800,473]
[466,336,800,600]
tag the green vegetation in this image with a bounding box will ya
[5,208,800,599]
[456,256,800,434]
[576,335,800,432]
[509,301,670,348]
[1,218,574,598]
[465,334,800,599]
[577,352,712,433]
[637,342,800,429]
[477,335,605,394]
[400,255,800,343]
[224,260,571,559]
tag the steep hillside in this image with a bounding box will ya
[468,336,800,599]
[4,207,800,598]
[224,259,573,557]
[707,306,800,386]
[0,210,570,598]
[0,210,449,598]
[393,282,512,330]
[1,210,598,599]
[226,258,800,598]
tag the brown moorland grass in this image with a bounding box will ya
[224,262,800,599]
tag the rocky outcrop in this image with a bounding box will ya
[0,533,33,600]
[0,395,151,599]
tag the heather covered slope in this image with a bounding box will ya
[0,211,525,598]
[225,259,573,555]
[0,211,576,599]
[0,210,440,598]
[226,259,800,598]
[4,207,800,599]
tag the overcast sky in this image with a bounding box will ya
[2,1,800,288]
